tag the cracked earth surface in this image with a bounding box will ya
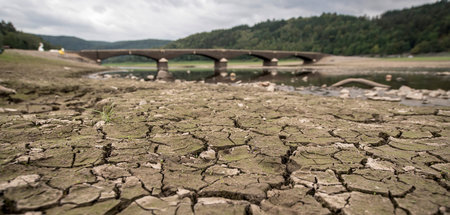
[1,51,449,214]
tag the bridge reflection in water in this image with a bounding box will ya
[78,49,328,79]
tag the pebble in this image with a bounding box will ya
[364,91,378,97]
[429,89,445,97]
[199,149,216,160]
[403,166,415,171]
[0,108,18,113]
[94,121,105,129]
[0,85,16,95]
[139,100,147,106]
[340,89,350,94]
[267,84,275,92]
[405,92,424,100]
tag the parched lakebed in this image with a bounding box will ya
[1,51,449,214]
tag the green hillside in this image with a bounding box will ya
[0,21,56,50]
[166,1,450,55]
[38,35,172,51]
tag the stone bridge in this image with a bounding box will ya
[78,49,328,73]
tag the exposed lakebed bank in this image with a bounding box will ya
[0,50,449,214]
[95,61,450,107]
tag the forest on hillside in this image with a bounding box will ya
[0,21,55,50]
[0,22,171,51]
[166,1,450,56]
[37,35,171,51]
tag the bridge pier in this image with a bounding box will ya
[155,58,173,80]
[263,58,278,67]
[157,58,169,71]
[214,58,228,75]
[263,58,278,75]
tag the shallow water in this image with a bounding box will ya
[101,67,450,90]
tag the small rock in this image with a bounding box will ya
[437,110,450,117]
[267,84,275,92]
[94,98,113,111]
[145,162,161,170]
[196,197,248,206]
[0,108,19,113]
[398,85,412,94]
[334,142,355,148]
[405,92,423,100]
[0,85,17,96]
[365,158,394,172]
[94,121,105,129]
[138,100,147,106]
[403,166,415,172]
[385,74,392,82]
[384,89,398,95]
[395,77,405,82]
[364,91,378,97]
[420,89,430,95]
[93,164,131,179]
[368,96,401,102]
[373,87,386,92]
[199,149,216,160]
[340,89,350,94]
[177,188,191,197]
[260,82,270,87]
[429,89,445,98]
[339,94,350,99]
[24,212,42,215]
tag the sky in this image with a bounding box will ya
[0,0,438,42]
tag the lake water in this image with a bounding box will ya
[101,67,450,90]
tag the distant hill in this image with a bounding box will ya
[166,1,450,55]
[1,20,57,50]
[37,35,172,51]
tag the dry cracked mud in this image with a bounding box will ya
[0,50,449,214]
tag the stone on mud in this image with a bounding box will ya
[194,197,250,215]
[93,164,131,179]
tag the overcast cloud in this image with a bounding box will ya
[0,0,437,41]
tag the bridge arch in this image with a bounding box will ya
[291,54,315,64]
[100,53,159,63]
[166,52,220,62]
[82,50,160,63]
